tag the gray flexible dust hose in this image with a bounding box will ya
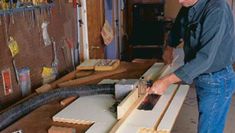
[0,84,115,131]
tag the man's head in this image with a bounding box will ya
[179,0,198,7]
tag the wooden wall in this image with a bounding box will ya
[0,1,76,109]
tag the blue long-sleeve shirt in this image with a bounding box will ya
[167,0,235,84]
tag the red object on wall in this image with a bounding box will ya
[1,69,13,96]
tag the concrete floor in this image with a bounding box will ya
[172,87,235,133]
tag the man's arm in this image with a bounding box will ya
[174,7,226,84]
[149,7,226,95]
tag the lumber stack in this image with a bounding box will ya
[77,59,120,71]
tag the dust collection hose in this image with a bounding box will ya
[0,84,115,131]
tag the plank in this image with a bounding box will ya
[58,67,127,87]
[50,71,77,89]
[109,94,146,133]
[48,126,76,133]
[60,96,78,106]
[141,63,164,81]
[75,70,94,78]
[156,85,189,133]
[117,88,139,120]
[35,84,52,94]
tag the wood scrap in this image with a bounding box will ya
[60,96,78,106]
[35,84,52,94]
[48,126,76,133]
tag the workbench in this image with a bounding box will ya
[1,61,156,133]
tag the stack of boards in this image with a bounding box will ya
[77,59,120,71]
[53,62,189,133]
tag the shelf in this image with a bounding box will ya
[0,3,54,16]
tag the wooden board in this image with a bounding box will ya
[109,94,146,133]
[77,59,100,70]
[58,67,127,87]
[35,84,52,94]
[156,85,189,133]
[53,95,117,133]
[117,88,139,120]
[48,126,76,133]
[140,63,164,81]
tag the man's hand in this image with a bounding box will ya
[147,73,181,95]
[147,78,170,95]
[162,46,174,64]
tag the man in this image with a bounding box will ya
[148,0,235,132]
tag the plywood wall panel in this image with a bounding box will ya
[0,1,76,109]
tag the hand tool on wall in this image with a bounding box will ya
[12,59,19,84]
[41,21,51,46]
[61,44,70,72]
[3,13,9,46]
[51,38,59,77]
[10,12,14,25]
[74,1,81,66]
[65,38,75,70]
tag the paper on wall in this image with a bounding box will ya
[101,20,114,45]
[8,36,19,57]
